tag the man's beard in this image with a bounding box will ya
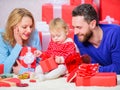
[78,31,92,43]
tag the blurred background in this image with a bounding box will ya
[0,0,99,28]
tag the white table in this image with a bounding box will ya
[1,75,120,90]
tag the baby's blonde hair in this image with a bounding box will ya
[49,18,68,33]
[3,8,35,47]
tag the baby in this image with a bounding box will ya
[34,18,77,81]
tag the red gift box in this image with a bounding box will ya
[40,56,58,73]
[67,63,117,86]
[70,0,93,6]
[100,0,120,23]
[18,47,37,69]
[0,64,4,74]
[69,0,98,13]
[42,3,98,29]
[67,63,98,82]
[42,4,76,28]
[75,73,117,86]
[0,78,21,87]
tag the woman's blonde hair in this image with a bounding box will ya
[3,8,35,47]
[49,18,68,33]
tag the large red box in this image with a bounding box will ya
[42,4,76,28]
[40,56,58,73]
[0,64,4,74]
[100,0,120,23]
[75,73,117,86]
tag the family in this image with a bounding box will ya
[0,4,120,82]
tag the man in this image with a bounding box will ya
[72,4,120,74]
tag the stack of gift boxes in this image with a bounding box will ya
[36,21,51,51]
[42,0,120,26]
[42,0,98,29]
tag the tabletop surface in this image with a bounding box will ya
[0,75,120,90]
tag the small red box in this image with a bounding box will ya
[0,64,4,74]
[40,56,58,73]
[75,73,117,86]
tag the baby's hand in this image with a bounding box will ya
[34,50,42,57]
[55,56,64,64]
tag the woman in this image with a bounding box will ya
[0,8,41,74]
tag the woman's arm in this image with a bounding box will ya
[0,36,22,73]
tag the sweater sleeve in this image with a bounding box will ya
[0,29,23,73]
[99,27,120,74]
[0,37,22,74]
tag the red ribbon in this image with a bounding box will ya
[67,63,99,82]
[76,63,99,78]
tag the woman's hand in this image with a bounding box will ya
[12,60,22,75]
[14,26,23,46]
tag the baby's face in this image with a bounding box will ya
[50,28,68,44]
